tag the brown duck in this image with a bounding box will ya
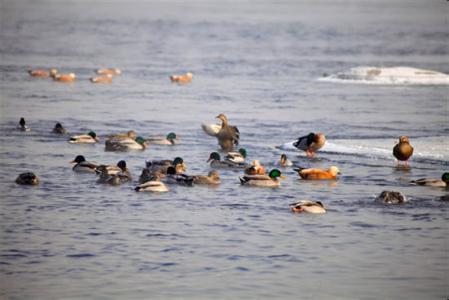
[393,136,413,165]
[214,114,240,151]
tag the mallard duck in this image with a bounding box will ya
[293,132,326,157]
[244,160,265,175]
[146,132,178,145]
[393,136,414,165]
[105,136,148,151]
[193,170,221,185]
[207,152,239,168]
[28,68,58,78]
[165,166,194,186]
[135,173,168,192]
[107,130,137,141]
[278,154,293,167]
[139,168,165,184]
[225,148,247,164]
[240,169,284,187]
[90,74,113,84]
[52,122,66,134]
[295,166,340,180]
[96,68,121,76]
[170,72,193,83]
[375,191,407,204]
[18,118,31,131]
[15,172,40,185]
[215,114,240,151]
[96,168,129,185]
[290,200,326,214]
[95,160,132,180]
[70,155,99,173]
[54,73,76,83]
[146,157,186,174]
[69,131,99,144]
[410,172,449,187]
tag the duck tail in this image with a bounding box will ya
[134,186,141,192]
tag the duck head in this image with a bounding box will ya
[117,160,127,171]
[329,166,341,176]
[127,130,137,139]
[166,132,177,143]
[215,114,228,126]
[269,169,285,180]
[238,148,247,158]
[280,154,288,164]
[399,136,410,143]
[207,152,221,162]
[71,155,86,164]
[19,117,26,127]
[135,136,146,145]
[442,172,449,183]
[55,122,63,129]
[88,131,97,139]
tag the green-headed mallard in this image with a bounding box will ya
[52,122,66,134]
[295,166,340,180]
[411,172,449,187]
[170,72,193,83]
[193,170,221,185]
[135,172,168,192]
[18,118,31,132]
[15,172,40,185]
[165,166,194,186]
[239,169,284,187]
[225,148,247,164]
[69,131,99,144]
[207,152,239,168]
[202,114,239,151]
[146,132,178,145]
[393,136,414,165]
[290,200,326,214]
[105,136,148,151]
[293,132,326,157]
[278,154,293,167]
[70,155,99,173]
[375,190,407,204]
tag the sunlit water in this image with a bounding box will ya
[1,0,448,299]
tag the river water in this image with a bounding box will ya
[1,0,448,299]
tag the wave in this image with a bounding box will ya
[318,66,449,85]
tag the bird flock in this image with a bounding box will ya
[14,69,449,214]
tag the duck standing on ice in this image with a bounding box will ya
[293,132,326,157]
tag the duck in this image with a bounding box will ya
[295,166,340,180]
[278,154,293,167]
[410,172,449,187]
[95,160,132,180]
[225,148,247,164]
[239,169,284,187]
[207,152,239,168]
[244,160,265,175]
[164,166,194,186]
[54,73,76,83]
[96,168,130,185]
[135,173,168,192]
[15,172,40,185]
[393,136,414,165]
[52,122,66,134]
[170,72,193,83]
[90,74,113,84]
[18,117,31,131]
[215,114,240,151]
[201,123,221,136]
[290,200,326,214]
[69,131,99,144]
[193,170,221,185]
[146,132,178,145]
[105,136,148,151]
[139,168,165,184]
[28,68,58,78]
[70,155,99,173]
[375,190,407,204]
[96,68,121,76]
[107,130,137,141]
[293,132,326,157]
[146,157,187,174]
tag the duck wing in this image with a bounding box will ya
[201,123,221,137]
[293,135,309,151]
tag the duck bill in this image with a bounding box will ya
[207,158,212,163]
[279,175,286,179]
[69,160,75,164]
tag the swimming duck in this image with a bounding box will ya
[290,200,326,214]
[70,155,99,173]
[207,152,239,168]
[295,166,340,180]
[239,169,284,187]
[146,132,178,145]
[139,168,165,184]
[375,190,407,204]
[18,117,31,131]
[393,136,414,165]
[193,170,221,185]
[410,172,449,187]
[69,131,99,144]
[165,166,194,186]
[244,160,265,175]
[15,172,40,185]
[96,168,129,185]
[96,68,121,76]
[170,72,193,83]
[90,74,113,84]
[107,130,137,141]
[278,154,293,167]
[146,157,187,174]
[225,148,247,164]
[54,73,76,83]
[105,136,148,151]
[95,160,132,180]
[52,122,66,134]
[135,173,168,192]
[28,68,58,78]
[293,132,326,157]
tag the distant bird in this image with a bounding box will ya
[135,172,168,192]
[290,200,326,214]
[69,131,99,144]
[170,72,193,83]
[293,132,326,157]
[244,160,265,175]
[207,152,240,168]
[393,136,414,165]
[54,73,76,83]
[225,148,247,164]
[165,166,194,186]
[15,172,40,185]
[295,166,340,180]
[105,136,148,151]
[239,169,284,187]
[70,155,99,173]
[146,132,178,145]
[52,122,66,134]
[410,172,449,187]
[18,117,31,131]
[90,74,113,84]
[96,68,121,76]
[375,191,407,204]
[193,170,221,185]
[28,68,58,78]
[277,154,293,167]
[202,114,239,151]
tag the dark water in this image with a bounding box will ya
[1,0,448,299]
